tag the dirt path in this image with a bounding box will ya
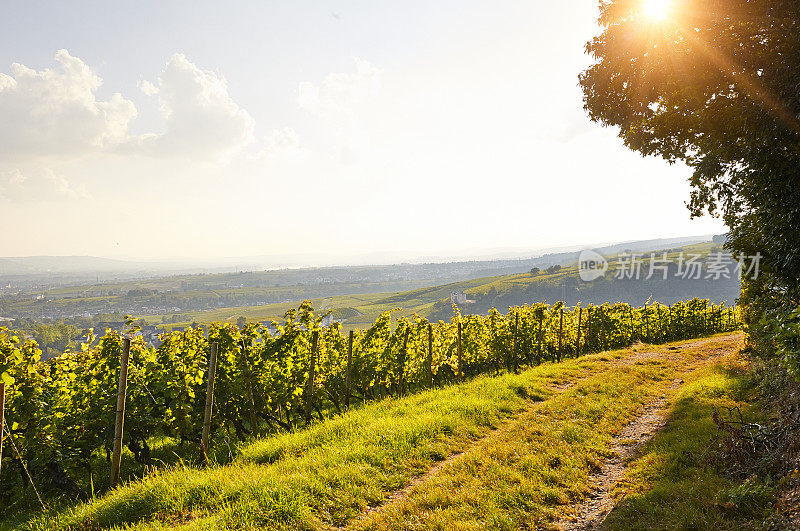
[556,382,678,530]
[341,334,737,530]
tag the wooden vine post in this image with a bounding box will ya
[240,340,258,438]
[0,381,5,477]
[558,307,563,362]
[201,341,218,462]
[457,321,463,381]
[426,324,433,387]
[600,306,606,351]
[303,331,319,424]
[344,330,353,409]
[512,312,519,372]
[667,304,675,341]
[628,306,634,343]
[537,314,544,361]
[399,328,410,395]
[576,307,583,356]
[586,307,592,353]
[644,303,650,343]
[111,336,131,488]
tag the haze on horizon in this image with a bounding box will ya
[0,0,725,262]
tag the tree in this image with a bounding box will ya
[580,0,800,289]
[530,267,540,275]
[712,234,729,245]
[580,0,800,365]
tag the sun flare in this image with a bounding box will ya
[643,0,671,20]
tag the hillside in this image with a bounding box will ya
[10,333,754,530]
[428,241,740,321]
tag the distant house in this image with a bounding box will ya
[320,314,347,327]
[451,291,467,305]
[96,321,125,333]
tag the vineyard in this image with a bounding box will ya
[0,298,739,516]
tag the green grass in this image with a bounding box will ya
[18,334,740,530]
[602,355,766,530]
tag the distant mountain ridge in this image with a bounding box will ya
[0,256,146,275]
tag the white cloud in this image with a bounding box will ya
[138,79,159,96]
[129,54,256,160]
[298,58,381,117]
[0,166,89,202]
[256,127,306,159]
[0,50,291,168]
[0,50,137,161]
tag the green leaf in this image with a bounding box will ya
[0,371,14,385]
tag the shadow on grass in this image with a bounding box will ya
[601,361,767,530]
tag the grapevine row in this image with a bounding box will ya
[0,298,739,505]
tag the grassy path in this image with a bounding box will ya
[23,333,742,530]
[349,334,740,530]
[558,378,680,529]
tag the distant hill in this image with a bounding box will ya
[0,256,145,275]
[427,241,739,321]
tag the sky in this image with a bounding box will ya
[0,0,726,263]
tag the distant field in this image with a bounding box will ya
[148,291,441,331]
[146,293,396,331]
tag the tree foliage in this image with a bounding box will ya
[581,0,800,286]
[580,0,800,366]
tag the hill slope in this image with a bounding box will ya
[18,333,747,530]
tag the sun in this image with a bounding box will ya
[642,0,671,20]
